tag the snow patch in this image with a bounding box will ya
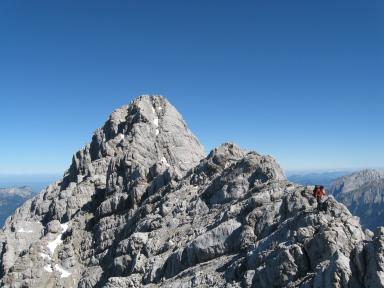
[152,103,159,135]
[47,222,69,255]
[39,252,51,260]
[60,223,69,231]
[154,117,159,135]
[54,264,72,278]
[47,235,63,255]
[116,133,124,141]
[161,157,170,167]
[44,265,53,273]
[17,228,33,233]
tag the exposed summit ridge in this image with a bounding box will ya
[1,95,384,287]
[63,95,205,189]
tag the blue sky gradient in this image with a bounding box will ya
[0,0,383,174]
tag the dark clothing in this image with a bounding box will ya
[316,197,326,211]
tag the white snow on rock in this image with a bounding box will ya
[47,222,69,255]
[54,264,72,278]
[39,252,51,260]
[17,228,33,233]
[44,264,53,273]
[47,235,63,255]
[41,224,72,278]
[116,133,124,141]
[161,157,170,167]
[152,103,159,134]
[60,223,69,231]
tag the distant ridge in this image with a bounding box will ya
[0,186,35,227]
[287,170,352,186]
[329,169,384,230]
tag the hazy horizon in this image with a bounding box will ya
[1,166,383,179]
[0,174,61,191]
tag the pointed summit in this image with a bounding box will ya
[63,95,205,189]
[1,95,205,280]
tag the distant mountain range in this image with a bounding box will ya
[287,170,352,186]
[0,174,59,192]
[328,169,384,230]
[0,186,36,227]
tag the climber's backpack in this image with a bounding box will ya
[313,185,319,197]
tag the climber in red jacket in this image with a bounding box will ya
[313,185,327,211]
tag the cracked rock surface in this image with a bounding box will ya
[1,95,383,287]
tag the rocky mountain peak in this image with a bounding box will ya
[95,95,188,145]
[62,95,205,189]
[1,96,384,287]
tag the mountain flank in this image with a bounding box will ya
[329,169,384,230]
[1,96,384,288]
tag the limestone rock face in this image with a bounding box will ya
[1,96,383,287]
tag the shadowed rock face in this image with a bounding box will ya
[1,96,384,288]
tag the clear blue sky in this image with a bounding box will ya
[0,0,383,174]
